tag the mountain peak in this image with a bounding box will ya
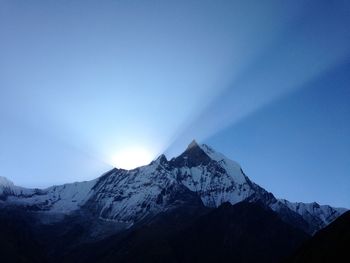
[153,154,168,165]
[171,140,211,168]
[186,139,199,150]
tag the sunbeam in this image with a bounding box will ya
[165,1,350,156]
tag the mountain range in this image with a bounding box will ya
[0,140,347,262]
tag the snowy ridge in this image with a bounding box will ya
[85,160,201,222]
[0,141,347,234]
[279,199,347,230]
[0,176,15,188]
[175,144,254,207]
[0,176,37,198]
[1,177,97,213]
[175,142,277,209]
[0,176,15,196]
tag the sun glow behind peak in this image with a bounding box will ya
[109,147,154,170]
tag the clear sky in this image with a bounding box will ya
[1,0,349,207]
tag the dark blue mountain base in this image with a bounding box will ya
[286,210,350,263]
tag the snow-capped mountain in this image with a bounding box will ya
[279,199,348,231]
[84,160,202,224]
[0,176,37,199]
[0,175,96,213]
[0,141,346,234]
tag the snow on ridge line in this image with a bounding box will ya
[200,144,241,167]
[0,176,15,187]
[1,177,99,214]
[199,143,246,184]
[279,198,348,213]
[1,141,346,231]
[0,174,99,193]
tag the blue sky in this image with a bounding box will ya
[0,0,349,207]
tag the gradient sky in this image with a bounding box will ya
[1,0,349,207]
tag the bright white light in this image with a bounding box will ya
[109,147,154,170]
